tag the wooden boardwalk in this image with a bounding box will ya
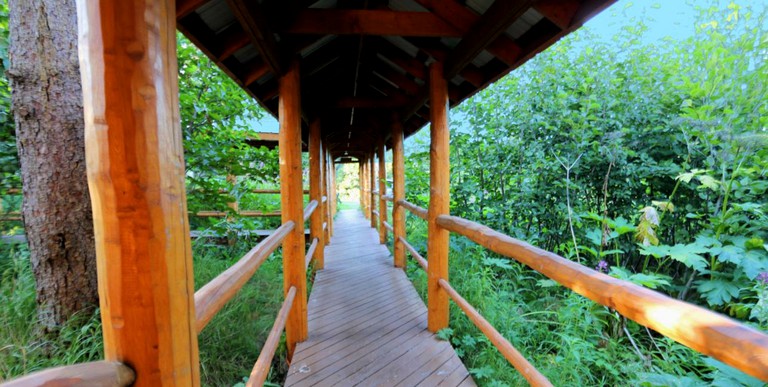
[285,209,474,386]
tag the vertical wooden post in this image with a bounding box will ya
[361,157,367,218]
[369,152,376,228]
[378,136,387,244]
[77,1,200,385]
[392,117,406,268]
[309,119,325,269]
[279,59,307,356]
[359,161,364,211]
[226,174,238,212]
[322,146,331,245]
[427,61,450,333]
[331,161,338,219]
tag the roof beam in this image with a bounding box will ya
[286,10,462,37]
[413,0,523,66]
[534,0,581,30]
[227,0,285,75]
[176,0,212,19]
[327,96,410,109]
[444,0,533,79]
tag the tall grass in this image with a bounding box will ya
[0,237,287,386]
[398,217,752,386]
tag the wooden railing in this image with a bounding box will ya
[378,197,768,383]
[0,361,135,387]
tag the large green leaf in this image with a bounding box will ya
[696,279,741,306]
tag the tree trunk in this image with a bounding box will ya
[7,0,97,330]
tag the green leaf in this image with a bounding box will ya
[697,175,721,191]
[667,243,709,271]
[436,328,454,341]
[703,357,763,387]
[696,279,740,306]
[639,244,671,258]
[711,245,744,265]
[741,250,768,280]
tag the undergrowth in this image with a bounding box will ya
[0,238,288,386]
[401,217,763,386]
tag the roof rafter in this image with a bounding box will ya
[227,0,285,76]
[444,0,534,79]
[285,10,463,37]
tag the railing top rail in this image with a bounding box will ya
[303,200,318,222]
[0,361,135,387]
[195,221,295,332]
[397,199,427,221]
[436,214,768,381]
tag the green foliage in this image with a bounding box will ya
[400,1,768,385]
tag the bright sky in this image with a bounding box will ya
[252,1,759,133]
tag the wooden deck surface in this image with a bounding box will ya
[285,209,474,387]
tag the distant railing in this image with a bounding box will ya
[376,196,768,384]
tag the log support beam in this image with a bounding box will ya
[378,136,387,244]
[369,151,376,228]
[392,116,406,268]
[427,61,450,332]
[77,0,200,384]
[309,119,325,269]
[279,59,307,357]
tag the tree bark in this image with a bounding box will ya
[8,0,97,329]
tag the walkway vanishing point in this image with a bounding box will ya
[285,209,475,386]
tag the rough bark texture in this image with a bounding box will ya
[7,0,97,329]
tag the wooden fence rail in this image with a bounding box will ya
[435,214,768,381]
[438,279,552,386]
[0,361,134,387]
[397,199,427,220]
[194,210,281,218]
[246,286,297,387]
[194,221,294,332]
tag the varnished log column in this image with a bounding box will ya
[76,1,200,385]
[392,117,406,268]
[331,160,337,218]
[427,61,450,332]
[369,152,376,228]
[322,147,331,245]
[279,60,308,356]
[378,136,387,244]
[309,119,325,269]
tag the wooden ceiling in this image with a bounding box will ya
[177,0,615,160]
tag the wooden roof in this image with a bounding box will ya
[177,0,614,160]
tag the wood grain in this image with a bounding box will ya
[309,119,325,269]
[392,119,406,268]
[436,214,768,381]
[195,222,294,332]
[378,136,387,244]
[439,279,552,386]
[247,286,297,387]
[427,61,450,332]
[279,59,307,357]
[1,361,135,387]
[77,1,200,384]
[398,200,428,221]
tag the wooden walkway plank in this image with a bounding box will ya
[285,209,474,387]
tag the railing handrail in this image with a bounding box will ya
[397,199,427,220]
[303,200,318,222]
[194,210,281,218]
[399,236,428,272]
[305,237,319,268]
[246,286,297,387]
[438,279,552,386]
[194,221,294,332]
[435,213,768,381]
[0,361,135,387]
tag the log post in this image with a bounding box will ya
[322,146,331,245]
[427,61,450,332]
[361,157,367,218]
[76,0,200,384]
[331,160,338,219]
[378,136,387,244]
[369,151,376,228]
[327,150,334,237]
[279,59,307,356]
[309,119,325,269]
[392,116,406,268]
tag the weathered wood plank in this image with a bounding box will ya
[285,209,473,386]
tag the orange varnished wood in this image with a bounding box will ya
[378,136,387,244]
[436,214,768,382]
[194,222,293,332]
[77,0,200,385]
[1,361,135,387]
[287,9,462,37]
[246,286,297,387]
[427,61,450,333]
[392,118,406,268]
[399,199,429,221]
[438,279,552,386]
[279,59,307,357]
[309,119,325,268]
[285,210,474,386]
[369,154,376,228]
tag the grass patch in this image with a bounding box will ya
[0,237,287,386]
